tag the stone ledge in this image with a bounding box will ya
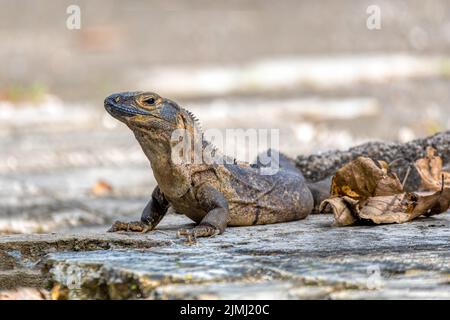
[25,213,450,299]
[1,213,449,298]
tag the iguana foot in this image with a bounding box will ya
[108,220,151,233]
[177,224,220,242]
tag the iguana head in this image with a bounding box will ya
[105,91,201,197]
[104,91,199,136]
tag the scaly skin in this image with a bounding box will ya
[105,91,330,239]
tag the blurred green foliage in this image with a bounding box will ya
[439,58,450,78]
[0,83,47,103]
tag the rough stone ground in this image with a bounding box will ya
[1,213,449,299]
[296,131,450,191]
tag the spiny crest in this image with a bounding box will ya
[181,107,203,133]
[180,106,238,164]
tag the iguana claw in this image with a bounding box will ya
[177,224,220,242]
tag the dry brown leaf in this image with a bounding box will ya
[319,196,358,226]
[330,156,403,199]
[321,188,450,226]
[50,284,69,300]
[415,146,450,191]
[91,179,113,196]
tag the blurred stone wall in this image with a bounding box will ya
[1,0,450,101]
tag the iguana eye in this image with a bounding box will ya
[143,97,156,105]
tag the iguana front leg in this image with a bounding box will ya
[177,185,229,239]
[108,186,169,233]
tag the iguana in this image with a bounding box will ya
[105,91,330,239]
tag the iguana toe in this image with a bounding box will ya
[177,224,220,242]
[107,220,150,233]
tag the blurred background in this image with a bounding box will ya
[1,0,450,234]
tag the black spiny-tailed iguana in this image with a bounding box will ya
[104,91,330,239]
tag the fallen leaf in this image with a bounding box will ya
[91,180,113,196]
[50,284,69,300]
[320,189,450,226]
[319,196,358,226]
[331,157,403,199]
[415,146,450,191]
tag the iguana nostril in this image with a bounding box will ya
[104,94,116,107]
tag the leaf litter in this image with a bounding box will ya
[320,150,450,226]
